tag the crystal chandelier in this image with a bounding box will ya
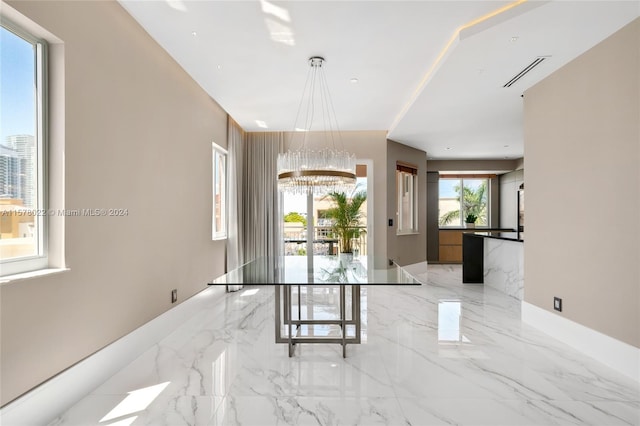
[277,57,356,195]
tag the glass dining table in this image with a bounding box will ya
[209,255,421,357]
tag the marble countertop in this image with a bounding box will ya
[467,231,524,242]
[439,227,516,231]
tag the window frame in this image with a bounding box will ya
[0,19,49,276]
[438,176,491,228]
[396,162,418,235]
[211,142,227,241]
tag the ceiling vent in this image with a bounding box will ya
[503,57,547,88]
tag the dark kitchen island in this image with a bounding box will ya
[463,232,524,299]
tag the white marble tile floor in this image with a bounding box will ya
[48,264,639,426]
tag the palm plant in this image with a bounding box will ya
[439,182,487,226]
[323,189,367,253]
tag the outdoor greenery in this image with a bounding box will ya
[323,189,367,253]
[283,211,307,226]
[439,182,487,226]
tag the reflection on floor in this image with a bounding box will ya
[50,264,639,426]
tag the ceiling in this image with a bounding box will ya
[118,0,639,160]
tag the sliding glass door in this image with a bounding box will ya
[281,165,368,262]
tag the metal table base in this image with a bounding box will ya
[275,284,361,358]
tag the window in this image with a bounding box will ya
[212,142,227,240]
[396,163,418,234]
[438,176,490,227]
[0,21,48,275]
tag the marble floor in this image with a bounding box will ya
[49,264,639,426]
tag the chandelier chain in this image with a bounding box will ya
[320,63,342,150]
[292,62,313,150]
[277,56,356,195]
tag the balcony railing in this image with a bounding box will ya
[283,225,367,256]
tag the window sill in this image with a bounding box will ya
[0,267,69,285]
[397,231,419,236]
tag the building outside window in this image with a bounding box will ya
[0,21,48,275]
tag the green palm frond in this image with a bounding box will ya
[439,209,460,226]
[323,189,367,253]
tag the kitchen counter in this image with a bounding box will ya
[463,232,524,299]
[470,231,524,242]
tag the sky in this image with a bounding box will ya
[439,179,459,198]
[1,26,35,144]
[439,178,484,198]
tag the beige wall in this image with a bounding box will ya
[387,140,427,266]
[1,0,228,405]
[524,18,639,347]
[283,131,388,268]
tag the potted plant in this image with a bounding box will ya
[323,189,367,254]
[465,213,477,228]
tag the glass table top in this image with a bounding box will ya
[209,255,421,285]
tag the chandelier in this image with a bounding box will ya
[277,56,356,195]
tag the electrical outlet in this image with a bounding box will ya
[553,297,562,312]
[171,289,178,304]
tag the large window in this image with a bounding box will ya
[212,142,227,240]
[0,21,48,275]
[439,176,489,227]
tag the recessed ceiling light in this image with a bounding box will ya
[255,120,268,128]
[350,78,359,84]
[217,64,223,70]
[510,36,519,42]
[191,31,197,37]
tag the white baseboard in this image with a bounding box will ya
[0,285,226,426]
[521,301,640,383]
